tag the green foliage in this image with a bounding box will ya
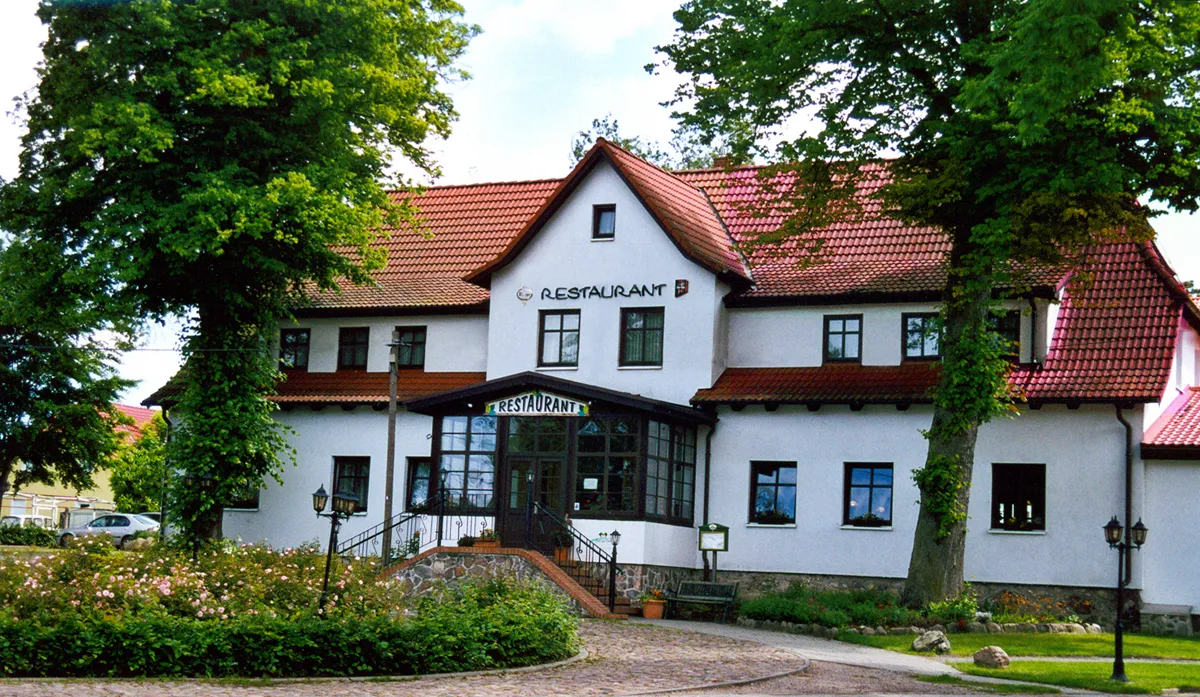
[0,525,57,548]
[925,585,979,623]
[110,414,168,513]
[960,661,1200,694]
[845,632,1200,660]
[0,0,478,548]
[655,0,1200,601]
[739,583,923,628]
[0,545,578,677]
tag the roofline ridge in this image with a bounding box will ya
[386,177,564,195]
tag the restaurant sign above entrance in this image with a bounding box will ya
[484,391,590,417]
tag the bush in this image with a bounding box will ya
[739,583,922,628]
[926,585,979,624]
[0,525,56,547]
[0,543,578,678]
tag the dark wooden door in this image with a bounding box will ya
[499,455,565,548]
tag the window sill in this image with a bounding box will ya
[226,508,259,513]
[617,365,663,371]
[840,524,893,531]
[988,528,1047,535]
[747,522,796,528]
[590,237,615,243]
[536,366,578,372]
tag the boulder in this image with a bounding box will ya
[875,626,887,636]
[967,622,987,634]
[912,630,952,654]
[986,622,1003,634]
[846,627,861,635]
[1066,623,1087,634]
[1085,623,1103,634]
[1016,622,1037,633]
[861,627,875,636]
[930,624,947,633]
[973,645,1011,669]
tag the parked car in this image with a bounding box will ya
[58,514,159,549]
[137,512,162,523]
[0,515,55,529]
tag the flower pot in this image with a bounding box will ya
[553,546,572,563]
[642,599,665,619]
[475,539,501,548]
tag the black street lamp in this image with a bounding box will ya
[1103,515,1148,683]
[314,484,359,611]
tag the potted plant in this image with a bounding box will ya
[640,588,667,619]
[457,535,475,547]
[550,528,574,563]
[475,528,500,548]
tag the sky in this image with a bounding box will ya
[0,0,1196,405]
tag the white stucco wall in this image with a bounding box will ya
[280,315,488,374]
[1142,460,1200,608]
[486,160,723,405]
[223,408,434,548]
[726,300,1031,368]
[705,404,1139,589]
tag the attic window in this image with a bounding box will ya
[593,205,616,240]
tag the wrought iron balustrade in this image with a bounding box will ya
[531,501,619,612]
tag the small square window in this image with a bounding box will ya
[394,326,426,368]
[824,314,862,362]
[539,310,580,367]
[749,461,796,524]
[333,456,370,513]
[338,327,370,370]
[279,328,310,370]
[991,310,1021,358]
[991,463,1045,531]
[593,205,616,239]
[620,307,664,366]
[844,463,893,526]
[903,313,940,359]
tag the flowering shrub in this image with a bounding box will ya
[0,525,56,548]
[0,544,578,677]
[986,589,1085,623]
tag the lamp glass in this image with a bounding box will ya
[610,530,620,547]
[312,485,329,513]
[1103,516,1122,546]
[332,491,359,515]
[1131,519,1148,547]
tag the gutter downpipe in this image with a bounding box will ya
[159,408,172,543]
[1114,404,1133,583]
[702,420,717,581]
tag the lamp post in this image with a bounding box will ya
[607,529,621,613]
[314,484,360,611]
[1103,515,1148,683]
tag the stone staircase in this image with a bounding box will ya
[388,546,628,619]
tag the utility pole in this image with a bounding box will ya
[381,329,400,564]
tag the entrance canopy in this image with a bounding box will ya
[407,371,716,426]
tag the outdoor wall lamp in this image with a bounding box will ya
[313,484,360,611]
[1103,515,1148,683]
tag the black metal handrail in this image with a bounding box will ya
[532,501,619,612]
[337,491,495,563]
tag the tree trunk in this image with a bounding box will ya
[903,226,995,606]
[0,459,13,503]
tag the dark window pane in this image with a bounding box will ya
[620,308,664,366]
[991,463,1046,531]
[395,327,426,367]
[337,327,370,370]
[280,329,310,369]
[750,461,796,524]
[843,463,893,525]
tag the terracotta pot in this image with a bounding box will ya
[553,546,572,563]
[475,539,501,548]
[642,599,665,619]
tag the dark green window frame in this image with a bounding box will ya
[619,307,664,367]
[823,314,862,363]
[279,328,310,370]
[843,463,893,526]
[395,326,427,368]
[902,313,940,359]
[337,327,370,371]
[750,461,796,525]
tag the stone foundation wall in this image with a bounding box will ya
[736,617,1105,636]
[392,550,585,615]
[613,563,702,603]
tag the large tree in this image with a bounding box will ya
[1,0,475,545]
[657,0,1200,603]
[0,234,132,504]
[110,414,169,514]
[570,113,747,169]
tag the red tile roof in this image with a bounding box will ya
[467,139,750,286]
[301,179,560,313]
[693,363,942,405]
[113,404,157,439]
[696,242,1197,406]
[273,370,486,405]
[1143,388,1200,457]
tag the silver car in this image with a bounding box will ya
[58,513,160,549]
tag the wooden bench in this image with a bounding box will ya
[666,580,739,622]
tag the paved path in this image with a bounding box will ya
[630,619,959,677]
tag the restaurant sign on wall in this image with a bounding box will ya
[484,391,590,417]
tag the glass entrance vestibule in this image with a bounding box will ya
[412,414,700,547]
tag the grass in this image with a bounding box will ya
[917,674,1061,694]
[959,661,1200,694]
[839,632,1200,659]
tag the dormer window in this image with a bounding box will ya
[338,327,370,370]
[592,204,616,240]
[991,310,1021,358]
[903,313,940,360]
[824,314,862,362]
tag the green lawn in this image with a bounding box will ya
[917,674,1060,694]
[959,661,1200,694]
[839,632,1200,659]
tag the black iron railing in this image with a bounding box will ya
[531,501,619,612]
[337,491,495,563]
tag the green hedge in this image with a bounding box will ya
[0,525,57,547]
[739,583,927,628]
[0,581,578,678]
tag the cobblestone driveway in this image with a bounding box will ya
[0,621,963,697]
